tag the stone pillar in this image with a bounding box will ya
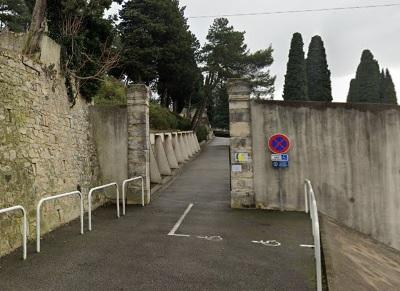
[227,79,255,208]
[127,84,151,204]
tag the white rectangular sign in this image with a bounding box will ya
[271,154,289,162]
[232,164,242,172]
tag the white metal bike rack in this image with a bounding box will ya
[122,176,145,215]
[88,182,120,231]
[0,205,28,260]
[36,191,83,253]
[304,179,322,291]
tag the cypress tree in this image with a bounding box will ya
[379,69,385,101]
[306,35,332,102]
[283,32,308,101]
[347,50,381,103]
[347,79,359,102]
[380,69,397,104]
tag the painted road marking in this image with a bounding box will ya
[168,203,194,237]
[252,240,281,247]
[300,244,315,248]
[197,235,223,242]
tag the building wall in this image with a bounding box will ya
[0,49,101,256]
[249,100,400,250]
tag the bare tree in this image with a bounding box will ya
[60,14,120,105]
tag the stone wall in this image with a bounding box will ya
[0,32,61,73]
[0,49,101,256]
[228,80,400,250]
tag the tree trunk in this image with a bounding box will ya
[191,87,210,130]
[24,0,47,55]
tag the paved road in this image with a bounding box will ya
[0,138,315,290]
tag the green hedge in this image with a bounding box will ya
[93,77,126,105]
[150,103,191,131]
[195,125,208,142]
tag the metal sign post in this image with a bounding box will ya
[268,133,291,211]
[278,168,283,211]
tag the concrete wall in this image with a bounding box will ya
[0,49,101,256]
[249,100,400,250]
[90,106,128,194]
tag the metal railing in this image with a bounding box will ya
[0,205,28,260]
[88,182,120,231]
[36,191,83,253]
[304,179,322,291]
[122,176,145,215]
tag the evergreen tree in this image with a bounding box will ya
[0,0,32,32]
[283,32,308,101]
[347,50,381,103]
[380,69,397,104]
[192,18,275,129]
[347,79,359,102]
[306,35,332,101]
[118,0,200,112]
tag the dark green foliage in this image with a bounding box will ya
[93,77,126,105]
[380,69,397,104]
[347,50,381,103]
[196,18,275,129]
[347,79,358,103]
[210,85,229,129]
[347,50,397,104]
[46,0,121,101]
[283,32,308,101]
[201,18,275,96]
[0,0,32,32]
[150,103,191,130]
[118,0,200,112]
[306,35,332,102]
[195,125,208,142]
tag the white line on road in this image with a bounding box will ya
[168,203,194,236]
[300,244,315,248]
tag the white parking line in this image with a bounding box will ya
[168,203,194,236]
[300,244,315,248]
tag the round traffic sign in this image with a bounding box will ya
[268,134,291,154]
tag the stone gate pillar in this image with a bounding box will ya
[127,84,151,204]
[227,79,255,208]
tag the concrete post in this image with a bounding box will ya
[227,79,255,208]
[189,132,197,153]
[155,135,172,175]
[179,133,189,161]
[193,132,200,151]
[164,134,179,169]
[150,146,162,184]
[184,133,193,157]
[127,84,151,204]
[172,133,184,163]
[193,133,201,151]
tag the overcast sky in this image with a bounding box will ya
[108,0,400,102]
